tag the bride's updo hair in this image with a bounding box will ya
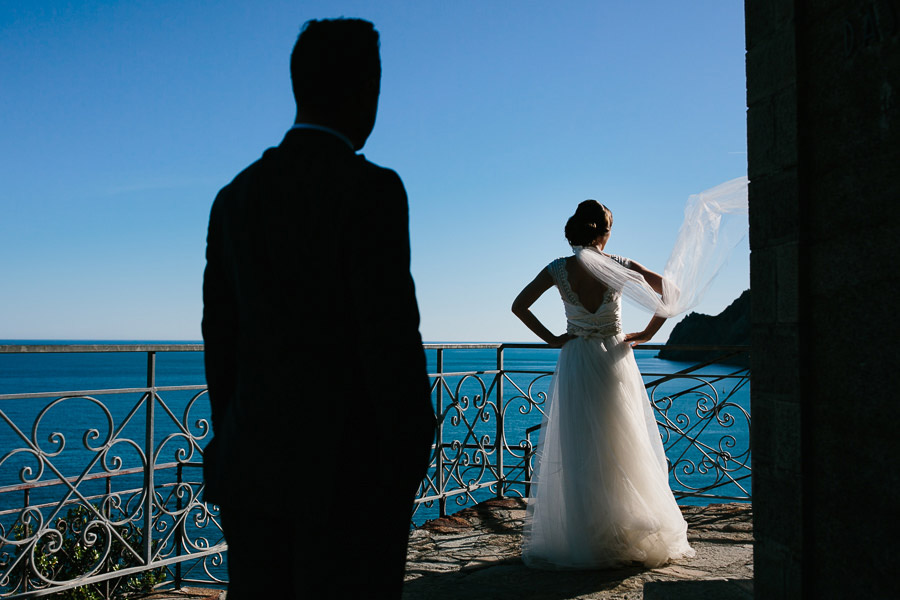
[565,200,613,247]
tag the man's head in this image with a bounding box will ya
[291,18,381,150]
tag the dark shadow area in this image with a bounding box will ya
[644,579,753,600]
[402,561,647,600]
[747,0,900,596]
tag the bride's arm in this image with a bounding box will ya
[512,269,573,348]
[628,256,683,307]
[624,315,666,347]
[625,259,665,295]
[622,259,669,346]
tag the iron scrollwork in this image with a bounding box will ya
[0,349,225,599]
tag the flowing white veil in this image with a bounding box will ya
[575,176,749,318]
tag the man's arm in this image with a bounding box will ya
[350,166,434,441]
[354,168,424,350]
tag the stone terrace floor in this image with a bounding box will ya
[141,498,753,600]
[403,498,752,600]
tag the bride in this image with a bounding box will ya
[512,177,747,569]
[513,199,695,569]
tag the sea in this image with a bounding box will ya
[0,340,750,585]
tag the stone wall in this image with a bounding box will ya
[745,1,803,596]
[746,0,899,597]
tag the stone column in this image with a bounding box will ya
[746,0,899,597]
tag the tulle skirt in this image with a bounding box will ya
[522,333,695,569]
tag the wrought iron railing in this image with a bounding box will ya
[0,345,219,599]
[0,343,750,597]
[415,343,750,522]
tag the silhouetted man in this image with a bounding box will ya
[202,18,435,599]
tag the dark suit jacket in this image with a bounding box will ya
[201,128,435,510]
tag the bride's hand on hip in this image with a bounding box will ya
[548,333,575,348]
[624,331,652,347]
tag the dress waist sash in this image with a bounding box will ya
[567,322,622,338]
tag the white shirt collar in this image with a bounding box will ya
[289,123,355,150]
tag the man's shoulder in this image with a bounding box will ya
[211,147,279,202]
[212,144,406,210]
[352,154,405,191]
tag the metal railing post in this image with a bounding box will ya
[175,462,183,589]
[524,429,534,498]
[435,348,445,518]
[144,351,156,566]
[105,475,111,518]
[496,346,504,499]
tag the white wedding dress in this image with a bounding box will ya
[522,255,695,569]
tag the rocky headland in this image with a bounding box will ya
[658,289,750,366]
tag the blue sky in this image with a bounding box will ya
[1,1,748,342]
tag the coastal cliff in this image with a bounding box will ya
[658,289,750,366]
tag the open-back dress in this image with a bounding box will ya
[522,255,695,569]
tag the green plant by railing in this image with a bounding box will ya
[13,504,165,599]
